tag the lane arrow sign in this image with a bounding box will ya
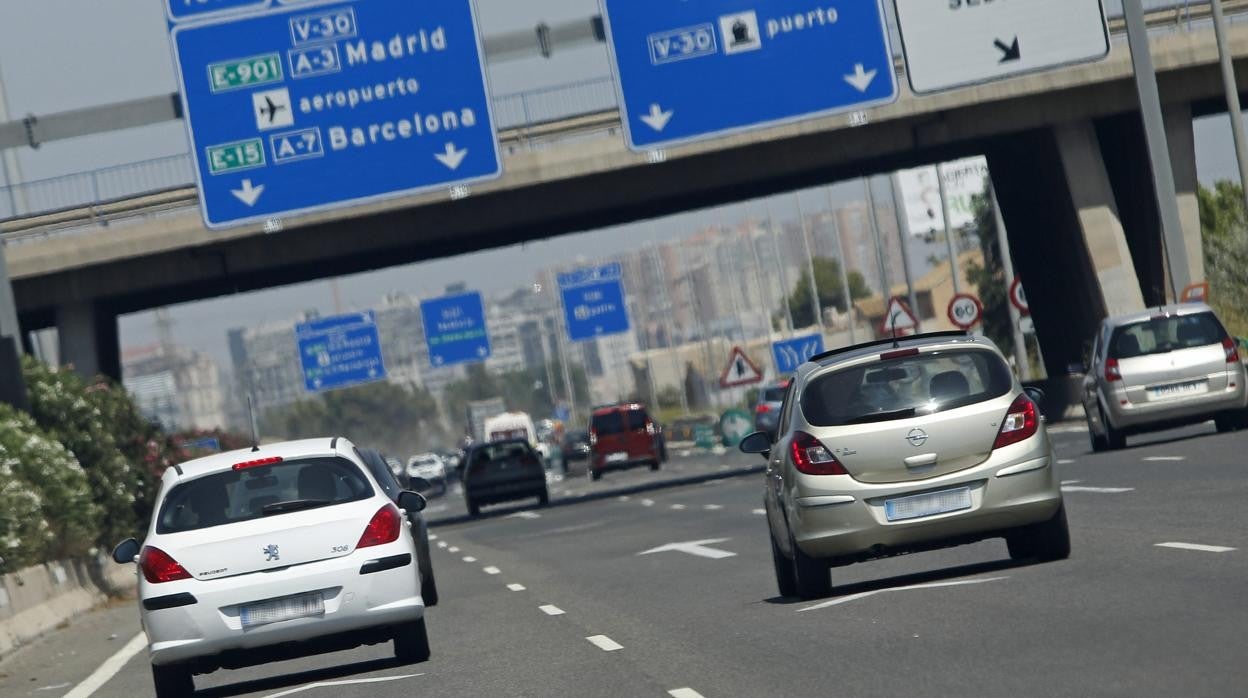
[435,142,468,170]
[843,64,877,92]
[994,37,1021,63]
[638,538,737,560]
[231,179,264,207]
[640,103,674,132]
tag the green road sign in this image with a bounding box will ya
[206,139,265,175]
[208,53,283,92]
[693,423,717,450]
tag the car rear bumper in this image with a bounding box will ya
[466,478,545,504]
[1104,382,1246,431]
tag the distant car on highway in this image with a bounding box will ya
[562,430,592,474]
[112,438,432,697]
[742,331,1068,600]
[406,453,448,495]
[1082,303,1248,451]
[753,380,790,437]
[461,438,549,516]
[589,403,666,481]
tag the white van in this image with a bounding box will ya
[484,412,551,465]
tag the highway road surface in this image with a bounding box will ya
[3,424,1246,697]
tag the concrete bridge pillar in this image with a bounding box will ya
[1164,102,1206,293]
[56,301,120,381]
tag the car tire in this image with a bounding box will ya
[151,663,194,698]
[1006,503,1071,562]
[421,572,439,607]
[1215,414,1240,433]
[538,489,550,506]
[788,528,831,600]
[393,616,431,663]
[649,459,661,471]
[466,498,480,517]
[1088,415,1108,453]
[769,532,798,598]
[590,469,602,482]
[1100,406,1126,450]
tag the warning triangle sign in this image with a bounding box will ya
[881,297,919,334]
[719,346,764,388]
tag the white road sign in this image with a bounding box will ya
[894,0,1109,94]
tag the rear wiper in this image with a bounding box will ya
[262,499,331,515]
[845,408,917,424]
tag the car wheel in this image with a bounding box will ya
[151,663,194,698]
[590,469,602,482]
[538,489,550,506]
[393,616,431,663]
[649,459,661,471]
[421,571,439,607]
[769,532,797,598]
[466,498,480,517]
[1006,503,1071,562]
[1215,414,1240,433]
[1087,415,1108,453]
[788,528,831,600]
[1100,406,1126,450]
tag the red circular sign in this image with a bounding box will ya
[1009,276,1029,315]
[947,293,983,330]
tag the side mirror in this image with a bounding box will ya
[112,538,139,565]
[739,431,772,458]
[397,490,428,514]
[1023,387,1047,418]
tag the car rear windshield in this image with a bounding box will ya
[467,441,536,465]
[592,411,624,434]
[760,386,787,402]
[1109,312,1226,359]
[156,457,374,534]
[801,349,1014,426]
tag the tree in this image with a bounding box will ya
[1198,181,1248,337]
[784,257,872,329]
[963,189,1014,352]
[441,362,591,432]
[263,381,445,457]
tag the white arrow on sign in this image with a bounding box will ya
[640,103,674,132]
[638,538,736,560]
[843,64,877,92]
[435,142,468,170]
[231,179,265,207]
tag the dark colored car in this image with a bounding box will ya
[754,380,789,437]
[589,403,666,481]
[461,439,549,516]
[562,431,592,472]
[356,446,438,606]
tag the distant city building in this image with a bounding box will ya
[122,343,226,431]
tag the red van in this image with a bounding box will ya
[588,403,666,481]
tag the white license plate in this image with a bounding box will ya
[885,487,972,522]
[606,452,628,463]
[1148,380,1207,399]
[240,592,324,629]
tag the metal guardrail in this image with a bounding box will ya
[1,0,1243,236]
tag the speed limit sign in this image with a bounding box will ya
[947,293,983,330]
[1009,276,1029,315]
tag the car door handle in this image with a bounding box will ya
[904,453,938,468]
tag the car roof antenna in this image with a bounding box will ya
[890,303,900,348]
[247,394,260,452]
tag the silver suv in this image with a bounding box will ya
[741,331,1067,600]
[1082,303,1248,451]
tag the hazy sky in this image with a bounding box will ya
[0,1,1242,366]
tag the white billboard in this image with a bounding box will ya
[895,156,989,239]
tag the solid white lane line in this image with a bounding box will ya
[641,499,655,507]
[1060,480,1082,485]
[436,541,448,548]
[752,509,766,515]
[670,504,687,511]
[1062,486,1134,493]
[63,633,148,698]
[463,556,477,563]
[260,674,423,697]
[704,504,723,511]
[1156,542,1237,553]
[483,566,501,575]
[1057,459,1076,465]
[798,577,1009,613]
[539,604,565,616]
[586,635,623,651]
[668,689,706,698]
[508,511,541,520]
[507,583,526,591]
[1144,456,1185,462]
[448,546,460,553]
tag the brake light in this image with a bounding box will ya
[233,456,283,471]
[357,504,403,549]
[993,395,1038,449]
[139,546,191,584]
[1104,358,1122,383]
[755,404,773,415]
[645,420,656,435]
[881,348,920,361]
[1223,337,1240,363]
[789,432,847,475]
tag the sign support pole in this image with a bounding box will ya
[889,173,921,332]
[937,164,963,296]
[651,243,689,414]
[826,187,857,344]
[1210,0,1248,216]
[864,177,892,302]
[766,200,797,336]
[793,195,825,336]
[990,180,1032,382]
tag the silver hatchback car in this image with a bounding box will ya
[1082,303,1248,451]
[741,331,1067,600]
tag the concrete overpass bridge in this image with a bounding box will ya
[5,1,1248,380]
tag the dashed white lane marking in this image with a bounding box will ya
[1057,459,1076,465]
[260,674,423,697]
[618,495,632,502]
[437,541,448,548]
[798,576,1009,613]
[668,690,706,698]
[641,499,655,507]
[463,556,477,563]
[752,509,766,516]
[704,504,723,511]
[428,534,438,541]
[448,547,460,553]
[586,635,624,651]
[1061,480,1081,485]
[1156,542,1237,553]
[539,604,565,616]
[63,633,147,698]
[483,566,501,575]
[670,504,687,511]
[507,583,526,591]
[509,511,542,520]
[1062,486,1134,493]
[1144,456,1185,462]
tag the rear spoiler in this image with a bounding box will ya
[808,331,972,364]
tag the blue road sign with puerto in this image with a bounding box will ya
[420,291,491,368]
[296,311,387,392]
[772,334,825,374]
[169,0,501,228]
[599,0,897,150]
[558,263,631,342]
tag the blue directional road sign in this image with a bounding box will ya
[599,0,897,150]
[168,0,501,228]
[166,0,267,24]
[182,436,222,453]
[296,311,387,393]
[558,263,631,342]
[772,334,825,375]
[420,291,491,368]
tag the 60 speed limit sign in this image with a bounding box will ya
[947,293,983,330]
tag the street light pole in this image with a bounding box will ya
[826,187,857,344]
[1210,0,1248,215]
[794,194,824,336]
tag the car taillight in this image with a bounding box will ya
[139,546,191,584]
[645,420,656,435]
[1223,337,1240,363]
[789,432,847,475]
[755,404,772,415]
[1104,358,1122,382]
[357,504,403,549]
[589,430,598,446]
[993,395,1038,449]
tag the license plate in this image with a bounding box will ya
[240,592,324,629]
[884,487,972,522]
[606,452,627,463]
[1148,380,1206,399]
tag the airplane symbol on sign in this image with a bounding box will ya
[259,96,285,124]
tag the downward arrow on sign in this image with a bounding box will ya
[231,179,264,207]
[843,64,877,92]
[435,142,468,170]
[640,103,674,132]
[638,538,736,559]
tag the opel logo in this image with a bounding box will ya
[906,429,929,447]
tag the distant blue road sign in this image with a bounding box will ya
[168,0,500,228]
[296,311,386,392]
[166,0,266,23]
[183,436,222,453]
[420,291,491,368]
[599,0,897,150]
[772,334,825,374]
[558,264,631,342]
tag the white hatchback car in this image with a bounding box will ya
[112,437,431,697]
